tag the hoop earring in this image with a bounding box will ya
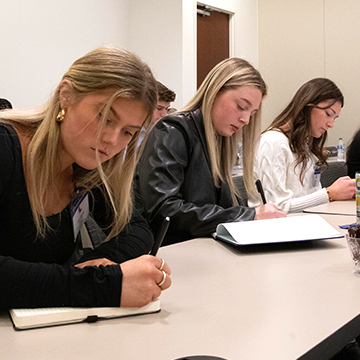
[56,109,66,122]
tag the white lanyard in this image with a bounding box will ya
[70,194,89,242]
[313,164,321,188]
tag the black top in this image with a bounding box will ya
[0,124,153,310]
[347,130,360,178]
[135,109,255,246]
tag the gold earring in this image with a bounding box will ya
[56,109,66,122]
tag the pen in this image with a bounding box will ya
[255,179,267,204]
[339,223,357,229]
[150,217,170,256]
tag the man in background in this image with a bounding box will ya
[138,81,176,147]
[152,81,176,124]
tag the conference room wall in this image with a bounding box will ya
[258,0,360,147]
[3,0,356,147]
[118,0,259,109]
[0,0,258,113]
[0,0,130,109]
[127,0,183,110]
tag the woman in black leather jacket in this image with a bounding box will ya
[136,58,285,245]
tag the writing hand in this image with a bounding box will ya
[254,202,286,220]
[120,255,172,307]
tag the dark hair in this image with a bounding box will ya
[266,78,343,182]
[157,81,176,102]
[346,127,360,177]
[0,98,12,110]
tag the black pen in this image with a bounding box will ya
[255,179,267,204]
[150,217,170,256]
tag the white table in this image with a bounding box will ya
[304,200,356,216]
[0,214,359,360]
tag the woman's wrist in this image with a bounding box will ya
[326,187,333,202]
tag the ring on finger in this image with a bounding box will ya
[159,258,165,271]
[157,270,166,287]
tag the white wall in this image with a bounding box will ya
[128,0,183,109]
[1,0,130,109]
[1,0,258,112]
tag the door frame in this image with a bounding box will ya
[196,2,235,57]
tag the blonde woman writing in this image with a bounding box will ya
[0,47,171,310]
[136,58,285,246]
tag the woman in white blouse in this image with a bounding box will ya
[249,78,355,213]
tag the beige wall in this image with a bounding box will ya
[258,0,360,147]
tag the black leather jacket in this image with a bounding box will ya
[135,109,255,245]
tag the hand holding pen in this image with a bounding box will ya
[119,217,172,307]
[254,179,286,220]
[255,179,267,204]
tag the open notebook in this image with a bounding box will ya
[9,298,160,331]
[213,214,343,246]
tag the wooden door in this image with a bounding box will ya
[197,6,230,88]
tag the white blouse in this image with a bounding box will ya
[248,130,329,213]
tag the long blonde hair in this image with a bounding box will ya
[182,58,267,202]
[1,46,157,239]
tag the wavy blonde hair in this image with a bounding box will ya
[1,46,157,239]
[182,58,267,202]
